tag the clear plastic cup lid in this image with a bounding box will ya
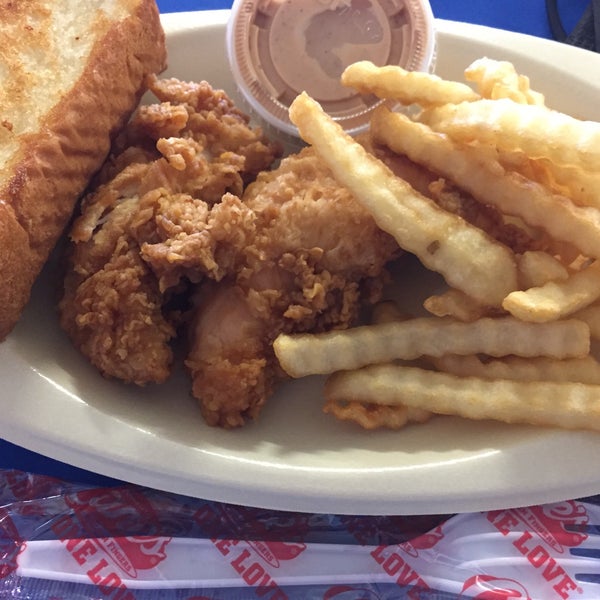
[226,0,436,139]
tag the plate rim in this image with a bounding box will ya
[2,10,600,515]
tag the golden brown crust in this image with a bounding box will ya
[0,202,37,335]
[0,0,166,340]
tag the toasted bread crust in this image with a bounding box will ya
[0,0,166,339]
[0,202,36,335]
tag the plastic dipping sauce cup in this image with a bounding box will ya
[226,0,436,141]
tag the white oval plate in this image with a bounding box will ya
[2,10,600,515]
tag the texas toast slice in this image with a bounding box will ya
[0,0,167,339]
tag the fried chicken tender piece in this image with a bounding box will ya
[116,75,281,180]
[185,147,400,427]
[59,77,280,386]
[61,79,395,423]
[60,193,175,385]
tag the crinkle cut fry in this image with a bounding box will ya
[341,60,479,105]
[273,316,590,378]
[324,298,433,430]
[464,57,545,105]
[424,252,572,322]
[526,158,600,211]
[573,304,600,339]
[324,364,600,431]
[371,107,600,260]
[420,98,600,172]
[503,260,600,322]
[517,250,569,289]
[433,354,600,384]
[288,92,519,307]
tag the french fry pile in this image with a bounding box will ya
[274,57,600,432]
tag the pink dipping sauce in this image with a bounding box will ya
[226,0,436,139]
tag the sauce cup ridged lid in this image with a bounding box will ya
[226,0,436,140]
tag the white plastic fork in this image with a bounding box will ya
[13,535,600,594]
[15,537,452,590]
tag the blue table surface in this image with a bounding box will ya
[0,0,591,488]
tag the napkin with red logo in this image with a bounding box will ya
[0,469,599,599]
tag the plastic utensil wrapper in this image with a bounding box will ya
[1,469,600,599]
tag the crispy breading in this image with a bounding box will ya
[60,79,398,425]
[185,147,399,427]
[60,193,175,385]
[60,78,280,387]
